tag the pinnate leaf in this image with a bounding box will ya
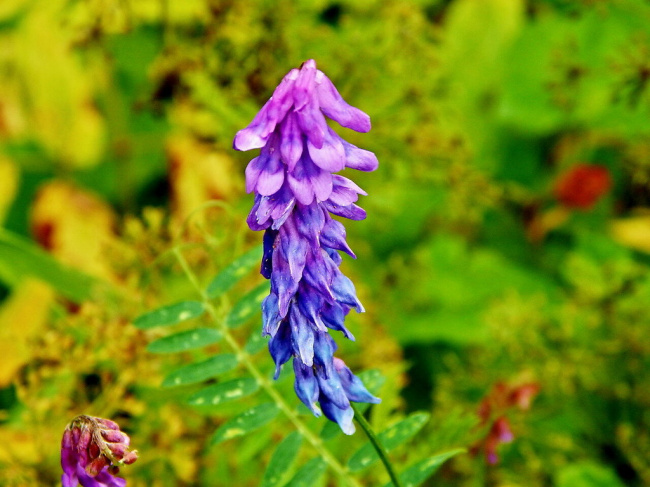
[210,403,279,445]
[146,328,221,354]
[161,354,238,387]
[261,431,302,487]
[225,281,269,328]
[188,377,259,407]
[206,246,262,299]
[383,449,465,487]
[134,301,204,330]
[283,458,327,487]
[348,412,431,472]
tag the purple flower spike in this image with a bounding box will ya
[61,415,138,487]
[235,59,379,434]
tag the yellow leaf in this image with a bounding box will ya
[167,134,241,224]
[0,279,54,387]
[9,1,106,168]
[0,157,19,224]
[611,213,650,253]
[30,180,117,281]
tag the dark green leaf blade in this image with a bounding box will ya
[283,458,327,487]
[133,301,204,330]
[348,412,431,472]
[146,328,221,354]
[188,377,259,407]
[261,431,303,487]
[225,281,269,328]
[206,246,262,299]
[210,403,279,445]
[161,354,238,387]
[383,449,465,487]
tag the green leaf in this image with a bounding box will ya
[210,403,279,445]
[556,462,627,487]
[383,449,466,487]
[225,281,269,328]
[188,377,259,407]
[348,412,431,472]
[245,331,267,354]
[146,328,222,354]
[206,246,262,299]
[283,457,327,487]
[0,228,105,302]
[261,431,303,487]
[161,354,238,387]
[133,301,204,330]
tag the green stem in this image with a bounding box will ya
[351,403,403,487]
[172,247,362,487]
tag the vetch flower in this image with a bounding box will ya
[235,59,379,434]
[61,415,138,487]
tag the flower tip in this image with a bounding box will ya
[234,129,265,151]
[341,420,356,435]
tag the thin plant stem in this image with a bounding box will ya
[172,247,363,487]
[351,403,403,487]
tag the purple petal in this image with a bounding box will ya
[331,271,364,312]
[287,156,315,205]
[320,398,355,435]
[321,215,355,258]
[342,139,378,172]
[323,201,367,221]
[289,306,315,366]
[315,69,371,133]
[328,175,366,206]
[261,229,277,279]
[307,128,346,172]
[333,358,381,404]
[262,293,281,337]
[278,216,308,282]
[255,142,285,196]
[234,71,297,151]
[293,358,321,416]
[293,59,317,110]
[280,113,303,171]
[269,321,292,379]
[295,98,328,149]
[271,248,299,317]
[293,203,325,247]
[247,195,269,231]
[321,302,355,340]
[296,285,328,332]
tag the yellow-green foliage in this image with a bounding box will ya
[1,0,650,485]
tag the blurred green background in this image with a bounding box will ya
[1,0,650,485]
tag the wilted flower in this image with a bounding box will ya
[234,59,379,434]
[61,415,138,487]
[554,163,612,210]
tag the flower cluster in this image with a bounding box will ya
[234,59,380,434]
[61,415,138,487]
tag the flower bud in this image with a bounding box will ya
[61,415,138,487]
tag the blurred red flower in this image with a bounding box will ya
[554,164,612,210]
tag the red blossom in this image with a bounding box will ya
[554,164,612,210]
